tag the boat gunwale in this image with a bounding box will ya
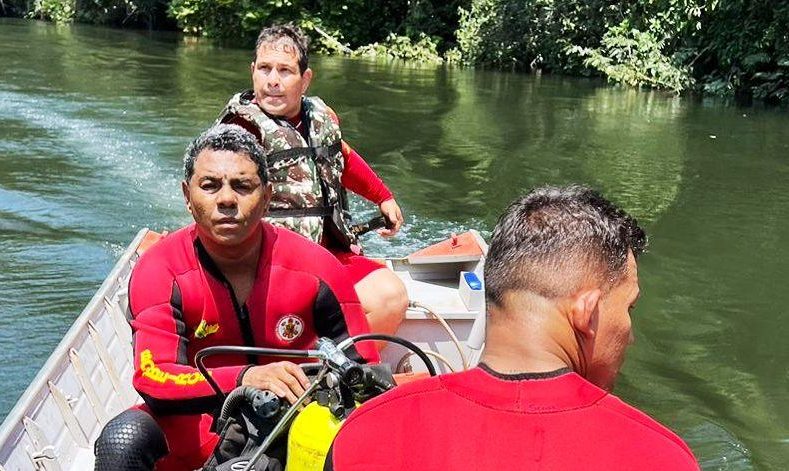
[0,226,488,468]
[0,228,149,457]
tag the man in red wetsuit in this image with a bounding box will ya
[216,24,407,337]
[94,124,377,470]
[329,186,700,470]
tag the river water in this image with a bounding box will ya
[1,18,788,469]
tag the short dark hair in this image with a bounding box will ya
[484,185,647,305]
[253,24,310,74]
[183,124,269,184]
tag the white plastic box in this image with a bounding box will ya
[459,271,484,313]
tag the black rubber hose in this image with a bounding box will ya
[195,346,315,399]
[217,386,282,431]
[217,386,252,430]
[342,334,438,377]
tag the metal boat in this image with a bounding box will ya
[0,228,487,470]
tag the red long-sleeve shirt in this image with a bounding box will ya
[323,108,393,205]
[339,141,392,205]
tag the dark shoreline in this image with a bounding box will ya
[1,15,787,109]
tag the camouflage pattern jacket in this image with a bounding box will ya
[216,90,357,249]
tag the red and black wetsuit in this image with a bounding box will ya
[329,365,699,471]
[129,221,378,470]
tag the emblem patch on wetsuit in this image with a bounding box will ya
[276,315,304,342]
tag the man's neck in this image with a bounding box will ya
[251,95,302,122]
[480,297,583,375]
[480,335,572,375]
[286,112,301,125]
[197,225,263,276]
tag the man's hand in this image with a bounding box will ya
[378,199,403,237]
[241,361,310,404]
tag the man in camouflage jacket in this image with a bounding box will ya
[216,24,407,336]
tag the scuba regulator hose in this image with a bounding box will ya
[195,346,317,399]
[338,333,438,377]
[194,334,437,399]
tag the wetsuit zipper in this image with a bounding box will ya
[224,282,257,365]
[193,238,258,364]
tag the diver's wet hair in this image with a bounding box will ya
[484,185,646,305]
[183,124,269,184]
[254,23,310,74]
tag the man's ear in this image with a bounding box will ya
[260,182,273,214]
[570,288,602,339]
[250,60,255,76]
[182,180,193,215]
[301,68,313,95]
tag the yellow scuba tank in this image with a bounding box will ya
[286,402,345,471]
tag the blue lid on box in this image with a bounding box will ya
[463,272,482,290]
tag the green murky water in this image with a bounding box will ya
[1,18,788,470]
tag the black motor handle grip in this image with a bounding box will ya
[350,215,394,236]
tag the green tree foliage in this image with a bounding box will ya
[454,0,789,102]
[4,0,789,102]
[19,0,170,28]
[569,21,694,92]
[166,0,466,54]
[353,32,442,63]
[398,0,466,51]
[29,0,75,23]
[454,0,637,72]
[694,0,789,102]
[76,0,170,29]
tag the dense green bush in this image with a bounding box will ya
[29,0,75,23]
[167,0,322,40]
[398,0,466,52]
[165,0,465,52]
[570,21,694,92]
[20,0,169,28]
[694,0,789,102]
[4,0,789,102]
[454,0,637,72]
[75,0,169,28]
[353,32,442,63]
[453,0,789,102]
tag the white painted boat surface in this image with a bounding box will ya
[0,228,487,470]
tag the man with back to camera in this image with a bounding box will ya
[93,124,378,470]
[215,24,408,337]
[328,185,700,470]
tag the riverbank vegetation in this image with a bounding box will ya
[3,0,787,103]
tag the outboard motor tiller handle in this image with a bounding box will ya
[350,215,393,237]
